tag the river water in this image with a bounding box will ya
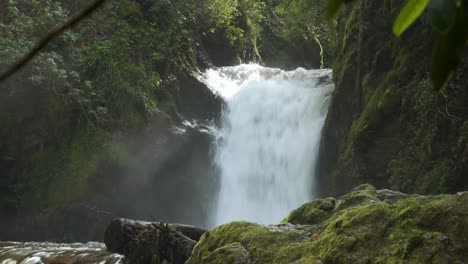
[0,242,123,264]
[202,64,334,225]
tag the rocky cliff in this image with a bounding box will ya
[317,0,468,196]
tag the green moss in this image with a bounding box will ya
[189,186,468,264]
[386,77,462,195]
[333,44,358,89]
[282,197,336,225]
[24,130,110,207]
[201,242,252,264]
[349,87,401,150]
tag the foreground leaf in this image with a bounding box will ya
[427,0,457,33]
[393,0,429,36]
[431,5,468,91]
[431,37,456,91]
[326,0,344,19]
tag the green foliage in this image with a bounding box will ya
[274,0,337,67]
[203,0,239,30]
[387,76,467,194]
[393,0,429,36]
[24,130,108,207]
[431,7,468,91]
[426,0,457,33]
[326,0,345,19]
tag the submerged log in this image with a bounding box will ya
[104,218,207,264]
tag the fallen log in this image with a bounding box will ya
[104,218,207,264]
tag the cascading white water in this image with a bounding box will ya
[201,64,334,225]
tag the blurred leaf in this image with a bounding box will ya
[393,0,429,36]
[427,0,457,33]
[431,5,468,91]
[431,37,456,91]
[326,0,344,19]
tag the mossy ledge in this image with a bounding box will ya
[187,184,468,264]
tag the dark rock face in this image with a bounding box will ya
[201,30,240,67]
[317,0,468,196]
[260,27,322,70]
[174,73,224,122]
[0,204,114,242]
[132,125,220,228]
[134,73,222,227]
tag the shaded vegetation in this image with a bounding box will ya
[317,0,468,196]
[327,0,468,91]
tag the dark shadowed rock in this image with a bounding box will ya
[0,203,114,242]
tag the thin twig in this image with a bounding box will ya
[0,0,106,82]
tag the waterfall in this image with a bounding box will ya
[202,64,334,225]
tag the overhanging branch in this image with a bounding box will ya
[0,0,107,82]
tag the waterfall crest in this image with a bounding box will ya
[202,64,334,225]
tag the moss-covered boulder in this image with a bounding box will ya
[187,185,468,264]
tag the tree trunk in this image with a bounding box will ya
[104,218,206,264]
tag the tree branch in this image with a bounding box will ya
[0,0,107,82]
